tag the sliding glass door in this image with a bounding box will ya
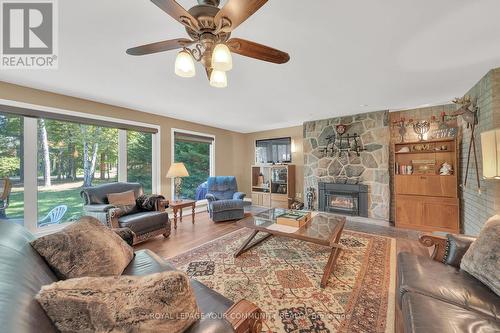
[36,119,119,225]
[0,106,159,233]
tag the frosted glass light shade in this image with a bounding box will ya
[211,44,232,71]
[481,129,500,179]
[174,50,195,78]
[210,70,227,88]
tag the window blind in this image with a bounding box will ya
[174,131,214,144]
[0,104,158,134]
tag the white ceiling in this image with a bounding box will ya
[1,0,500,133]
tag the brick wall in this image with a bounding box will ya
[459,68,500,235]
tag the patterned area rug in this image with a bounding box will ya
[170,228,395,333]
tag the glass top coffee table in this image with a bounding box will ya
[235,208,346,288]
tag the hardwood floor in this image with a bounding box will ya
[135,210,242,258]
[136,207,429,259]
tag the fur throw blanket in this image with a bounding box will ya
[136,194,166,211]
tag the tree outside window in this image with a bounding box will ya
[174,132,213,200]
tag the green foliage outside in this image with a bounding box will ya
[1,113,155,222]
[7,179,118,221]
[0,114,22,177]
[39,119,119,184]
[174,140,210,200]
[0,157,20,176]
[127,131,153,193]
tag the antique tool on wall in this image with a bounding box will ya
[450,96,480,190]
[320,124,365,157]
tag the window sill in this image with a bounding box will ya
[35,222,74,237]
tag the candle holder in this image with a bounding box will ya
[413,120,431,141]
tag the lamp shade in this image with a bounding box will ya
[175,50,196,78]
[210,69,227,88]
[166,162,189,178]
[211,43,232,71]
[481,128,500,179]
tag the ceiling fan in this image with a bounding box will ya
[126,0,290,88]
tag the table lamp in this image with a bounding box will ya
[166,162,189,202]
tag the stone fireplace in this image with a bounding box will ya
[318,182,368,217]
[303,110,390,220]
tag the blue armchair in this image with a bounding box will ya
[206,176,246,222]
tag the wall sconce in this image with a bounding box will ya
[481,128,500,179]
[291,140,296,153]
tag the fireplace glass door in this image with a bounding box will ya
[327,193,358,214]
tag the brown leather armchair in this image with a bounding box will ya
[81,182,170,244]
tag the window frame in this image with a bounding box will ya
[171,128,215,203]
[0,99,161,235]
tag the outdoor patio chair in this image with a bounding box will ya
[38,205,68,228]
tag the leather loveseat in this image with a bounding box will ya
[81,182,170,244]
[397,234,500,333]
[0,221,262,333]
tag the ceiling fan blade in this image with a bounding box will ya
[227,38,290,64]
[126,38,194,56]
[151,0,200,31]
[215,0,268,32]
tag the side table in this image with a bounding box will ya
[169,200,196,229]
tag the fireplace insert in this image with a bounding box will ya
[318,182,368,217]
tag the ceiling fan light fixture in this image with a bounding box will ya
[175,50,196,78]
[211,43,233,71]
[210,70,228,88]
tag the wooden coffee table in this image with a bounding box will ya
[235,208,346,288]
[169,200,196,229]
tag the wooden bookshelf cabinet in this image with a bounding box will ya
[251,165,295,209]
[394,138,460,233]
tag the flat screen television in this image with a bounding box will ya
[255,137,292,164]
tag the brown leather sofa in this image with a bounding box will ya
[397,234,500,333]
[0,221,262,333]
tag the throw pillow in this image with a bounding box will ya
[31,216,134,279]
[460,215,500,296]
[107,190,137,215]
[36,271,199,333]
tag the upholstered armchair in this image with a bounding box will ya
[81,182,170,244]
[206,176,246,222]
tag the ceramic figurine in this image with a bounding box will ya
[440,162,453,176]
[306,187,315,210]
